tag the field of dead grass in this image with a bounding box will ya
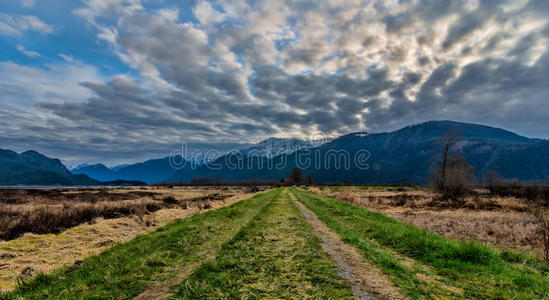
[0,186,265,240]
[0,186,267,291]
[308,186,544,256]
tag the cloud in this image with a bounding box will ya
[21,0,36,8]
[16,45,41,57]
[0,14,53,36]
[0,61,104,107]
[193,1,225,26]
[2,0,549,165]
[74,0,143,25]
[58,53,81,64]
[50,1,549,138]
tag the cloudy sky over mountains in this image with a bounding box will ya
[1,0,548,165]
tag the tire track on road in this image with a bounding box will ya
[289,191,406,300]
[134,190,280,299]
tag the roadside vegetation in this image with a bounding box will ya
[0,188,240,241]
[322,186,420,191]
[291,188,549,299]
[0,190,277,299]
[0,200,164,241]
[3,186,549,299]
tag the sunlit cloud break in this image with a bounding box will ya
[0,0,548,165]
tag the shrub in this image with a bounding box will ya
[162,196,179,205]
[533,209,549,262]
[489,182,549,206]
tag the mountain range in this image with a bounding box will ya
[72,137,320,183]
[72,157,189,184]
[169,121,549,184]
[2,121,548,185]
[240,137,318,158]
[0,150,97,186]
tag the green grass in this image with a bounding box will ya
[174,189,354,299]
[291,188,549,299]
[1,189,280,299]
[323,186,420,191]
[4,187,546,299]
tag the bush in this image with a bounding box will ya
[489,182,549,206]
[162,196,179,205]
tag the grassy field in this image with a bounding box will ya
[291,188,549,299]
[0,187,254,241]
[0,186,262,292]
[1,189,277,299]
[311,185,544,256]
[322,186,420,191]
[2,187,549,299]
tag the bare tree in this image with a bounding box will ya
[431,131,474,198]
[435,130,461,191]
[286,168,304,186]
[482,170,501,194]
[446,154,474,195]
[304,174,315,185]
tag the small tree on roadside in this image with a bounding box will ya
[482,170,501,194]
[304,174,315,185]
[286,168,304,186]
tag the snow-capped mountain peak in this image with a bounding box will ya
[72,163,109,172]
[241,137,319,158]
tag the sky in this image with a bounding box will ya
[0,0,548,166]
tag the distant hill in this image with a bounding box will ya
[73,157,188,184]
[0,150,98,185]
[73,138,321,184]
[113,157,187,184]
[111,164,129,172]
[72,163,115,182]
[169,121,549,184]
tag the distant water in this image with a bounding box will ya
[0,186,138,190]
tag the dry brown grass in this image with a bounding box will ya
[0,186,267,292]
[0,200,163,240]
[0,186,269,241]
[383,209,538,253]
[0,189,158,205]
[311,187,544,256]
[0,189,168,241]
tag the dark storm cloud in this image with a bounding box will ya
[39,78,219,135]
[382,0,465,32]
[508,33,540,57]
[333,68,395,98]
[527,0,549,14]
[2,0,549,165]
[418,62,457,97]
[382,13,412,32]
[443,13,487,50]
[360,50,549,137]
[402,72,421,85]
